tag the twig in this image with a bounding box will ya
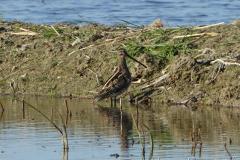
[194,22,225,30]
[68,50,77,56]
[172,32,218,39]
[8,28,38,36]
[15,97,63,135]
[87,68,100,85]
[19,27,34,32]
[211,59,240,66]
[51,25,60,36]
[141,73,170,89]
[71,37,81,46]
[0,101,4,113]
[119,19,141,28]
[7,27,38,36]
[22,100,25,119]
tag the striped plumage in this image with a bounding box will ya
[94,49,147,104]
[94,50,131,101]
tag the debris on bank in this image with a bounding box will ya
[0,20,239,107]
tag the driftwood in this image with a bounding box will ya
[194,22,225,30]
[130,48,239,105]
[129,74,170,104]
[211,59,240,67]
[8,31,38,36]
[141,73,170,89]
[7,27,38,36]
[172,32,218,39]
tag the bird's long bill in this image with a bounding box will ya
[126,54,147,68]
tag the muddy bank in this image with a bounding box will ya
[0,21,239,106]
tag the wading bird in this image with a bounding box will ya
[94,49,147,107]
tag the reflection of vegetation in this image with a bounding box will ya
[2,97,240,159]
[16,97,70,152]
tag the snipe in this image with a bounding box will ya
[94,49,147,107]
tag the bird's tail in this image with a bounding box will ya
[94,88,114,101]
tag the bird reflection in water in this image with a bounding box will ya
[96,105,133,151]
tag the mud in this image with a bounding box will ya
[0,20,239,106]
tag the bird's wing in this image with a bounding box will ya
[102,67,120,89]
[94,74,131,101]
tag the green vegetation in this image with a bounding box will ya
[42,26,63,38]
[0,21,239,106]
[125,28,197,68]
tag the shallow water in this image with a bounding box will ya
[0,0,240,26]
[1,96,240,160]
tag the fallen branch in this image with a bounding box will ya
[194,22,225,30]
[172,32,218,39]
[211,59,240,67]
[8,31,38,36]
[141,73,170,89]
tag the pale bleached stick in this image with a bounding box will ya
[211,59,240,66]
[194,22,225,30]
[173,32,218,39]
[51,25,60,36]
[8,31,38,36]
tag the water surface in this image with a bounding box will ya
[0,96,240,159]
[0,0,240,26]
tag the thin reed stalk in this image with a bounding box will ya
[131,113,146,159]
[0,101,4,113]
[224,143,233,160]
[15,97,71,151]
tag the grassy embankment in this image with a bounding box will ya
[0,20,239,106]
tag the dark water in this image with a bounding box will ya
[1,96,240,160]
[0,0,240,26]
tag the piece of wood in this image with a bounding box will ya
[173,32,218,39]
[194,22,224,30]
[210,59,240,66]
[141,73,170,89]
[8,31,38,36]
